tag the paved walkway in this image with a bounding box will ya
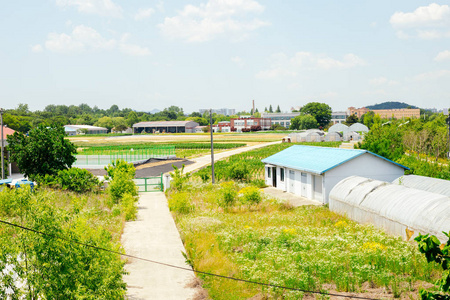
[262,187,323,207]
[122,193,198,300]
[122,141,281,299]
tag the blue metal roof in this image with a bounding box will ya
[261,145,408,174]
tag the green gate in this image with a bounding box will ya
[134,173,163,192]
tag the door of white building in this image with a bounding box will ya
[288,170,295,193]
[301,172,307,197]
[313,175,322,201]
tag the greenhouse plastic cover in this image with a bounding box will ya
[348,123,369,132]
[330,176,450,242]
[328,123,349,133]
[392,175,450,197]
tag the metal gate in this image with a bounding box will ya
[134,173,163,192]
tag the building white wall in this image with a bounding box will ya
[264,153,405,204]
[324,153,405,204]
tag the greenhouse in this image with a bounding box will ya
[329,176,450,242]
[348,123,369,132]
[343,131,360,141]
[324,132,342,142]
[392,175,450,197]
[328,123,349,133]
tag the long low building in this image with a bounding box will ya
[133,121,199,134]
[262,145,408,204]
[64,125,108,135]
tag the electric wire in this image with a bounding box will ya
[0,219,382,300]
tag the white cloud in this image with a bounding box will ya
[256,52,365,79]
[31,44,43,53]
[413,69,450,81]
[119,34,150,56]
[435,50,450,62]
[231,56,244,67]
[56,0,122,17]
[42,26,149,56]
[158,0,269,42]
[135,8,155,20]
[119,43,151,56]
[390,3,450,39]
[45,25,115,53]
[369,77,399,86]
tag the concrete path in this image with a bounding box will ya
[122,193,198,300]
[183,141,281,174]
[262,187,323,207]
[122,141,282,299]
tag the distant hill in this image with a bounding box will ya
[366,101,418,110]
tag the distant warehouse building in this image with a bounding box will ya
[64,125,108,136]
[133,121,199,134]
[261,112,301,129]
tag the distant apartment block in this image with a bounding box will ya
[199,108,236,116]
[347,107,420,119]
[331,111,347,124]
[231,116,271,132]
[261,112,301,129]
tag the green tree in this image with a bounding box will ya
[415,232,450,299]
[358,122,404,161]
[126,111,139,127]
[290,114,318,130]
[95,116,115,131]
[345,114,359,125]
[361,111,375,129]
[276,105,281,113]
[112,117,128,132]
[7,124,77,179]
[300,102,332,128]
[269,105,273,113]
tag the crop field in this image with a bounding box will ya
[68,132,287,146]
[167,143,439,299]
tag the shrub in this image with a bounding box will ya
[227,162,249,182]
[170,164,190,191]
[57,168,99,193]
[121,193,138,221]
[218,182,238,208]
[105,159,136,180]
[35,168,99,193]
[238,186,262,205]
[108,169,138,203]
[168,192,194,214]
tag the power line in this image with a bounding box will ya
[0,219,381,300]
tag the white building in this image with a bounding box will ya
[262,145,407,204]
[331,111,347,124]
[261,112,301,129]
[64,125,108,135]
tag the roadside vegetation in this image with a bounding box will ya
[2,124,139,298]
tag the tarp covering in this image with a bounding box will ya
[330,176,450,242]
[392,175,450,197]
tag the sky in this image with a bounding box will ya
[1,0,450,114]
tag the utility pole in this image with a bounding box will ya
[1,108,4,180]
[210,109,215,183]
[444,108,450,159]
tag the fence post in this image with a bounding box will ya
[160,173,163,191]
[145,178,147,192]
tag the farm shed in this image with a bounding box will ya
[262,145,407,204]
[329,176,450,242]
[392,175,450,197]
[64,125,108,135]
[133,121,199,134]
